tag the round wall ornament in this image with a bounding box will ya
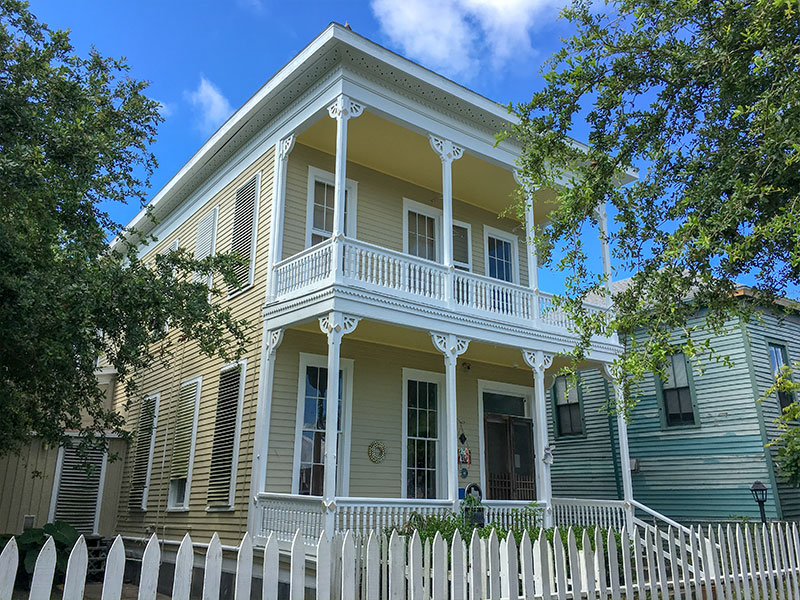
[367,441,385,463]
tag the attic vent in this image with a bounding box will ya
[54,445,105,535]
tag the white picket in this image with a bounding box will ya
[537,529,552,600]
[234,532,253,600]
[567,527,583,599]
[172,533,193,600]
[607,529,620,600]
[289,530,304,600]
[726,525,741,600]
[28,535,56,600]
[389,530,406,600]
[553,529,568,600]
[501,533,518,600]
[366,531,380,600]
[774,524,789,600]
[0,537,18,600]
[677,528,692,600]
[63,535,88,600]
[487,529,500,599]
[656,529,669,600]
[138,533,160,600]
[620,527,634,600]
[793,524,800,600]
[707,527,723,598]
[431,532,447,600]
[101,535,125,600]
[316,531,331,600]
[785,524,799,600]
[749,524,766,600]
[423,538,431,600]
[667,527,682,600]
[644,528,656,600]
[468,530,483,600]
[688,526,702,600]
[262,533,278,600]
[761,525,777,600]
[202,532,222,600]
[451,530,465,600]
[595,527,609,600]
[405,531,421,600]
[341,531,356,600]
[737,525,753,600]
[519,531,534,600]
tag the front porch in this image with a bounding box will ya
[246,322,636,549]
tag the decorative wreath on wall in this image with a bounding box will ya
[367,441,386,463]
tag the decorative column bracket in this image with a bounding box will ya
[327,96,364,121]
[522,349,553,373]
[267,133,297,301]
[428,135,464,164]
[266,329,285,358]
[320,313,361,338]
[278,134,296,162]
[430,332,470,362]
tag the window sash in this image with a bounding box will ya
[769,343,794,410]
[487,236,513,282]
[406,379,439,499]
[407,211,437,261]
[664,387,695,426]
[554,376,582,436]
[298,365,343,497]
[310,181,349,245]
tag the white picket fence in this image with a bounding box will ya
[2,522,800,599]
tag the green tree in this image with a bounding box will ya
[0,1,249,459]
[509,0,800,467]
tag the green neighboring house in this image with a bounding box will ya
[548,288,800,523]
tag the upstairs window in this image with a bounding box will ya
[407,210,437,261]
[769,343,795,412]
[306,167,356,247]
[484,226,518,283]
[554,376,583,436]
[228,174,259,293]
[660,352,696,427]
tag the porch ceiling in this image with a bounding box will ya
[296,110,557,224]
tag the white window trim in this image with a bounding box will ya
[402,198,442,263]
[206,360,247,511]
[305,166,358,247]
[47,435,108,535]
[228,172,262,300]
[476,380,534,501]
[401,368,446,499]
[291,353,354,496]
[452,220,472,271]
[483,225,520,284]
[167,375,203,511]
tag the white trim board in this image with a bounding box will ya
[291,353,355,496]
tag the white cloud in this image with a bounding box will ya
[152,99,174,118]
[185,76,233,135]
[371,0,563,79]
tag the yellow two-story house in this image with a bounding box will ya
[111,23,640,553]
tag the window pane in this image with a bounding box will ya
[487,236,513,282]
[570,404,583,434]
[453,225,469,266]
[671,353,689,388]
[555,377,567,406]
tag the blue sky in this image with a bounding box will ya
[29,0,574,227]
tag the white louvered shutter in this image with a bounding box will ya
[194,207,219,287]
[160,239,179,333]
[229,175,259,293]
[207,367,242,507]
[171,381,199,482]
[54,445,104,534]
[129,394,158,510]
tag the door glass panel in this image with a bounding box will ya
[483,392,525,417]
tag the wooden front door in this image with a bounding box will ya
[484,414,536,500]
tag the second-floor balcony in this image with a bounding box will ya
[268,235,609,343]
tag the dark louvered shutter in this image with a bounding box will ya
[229,175,258,293]
[54,445,104,534]
[129,394,158,510]
[207,367,242,507]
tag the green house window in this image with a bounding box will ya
[661,353,695,427]
[768,343,794,412]
[554,376,583,436]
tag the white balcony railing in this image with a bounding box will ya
[551,496,627,530]
[335,497,453,537]
[257,492,325,546]
[271,236,608,333]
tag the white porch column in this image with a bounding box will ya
[267,134,296,300]
[597,203,613,308]
[515,171,541,323]
[428,136,464,268]
[327,96,364,279]
[319,312,360,538]
[605,364,635,530]
[523,349,554,527]
[246,327,283,537]
[431,332,470,510]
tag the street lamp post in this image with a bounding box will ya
[750,480,768,525]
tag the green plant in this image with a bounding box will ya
[0,521,80,590]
